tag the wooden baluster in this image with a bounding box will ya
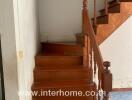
[83,35,88,67]
[93,54,97,77]
[94,0,97,25]
[105,0,108,15]
[82,0,88,34]
[103,61,112,100]
[87,37,90,68]
[90,40,93,68]
[89,40,94,79]
[83,0,88,67]
[98,69,102,100]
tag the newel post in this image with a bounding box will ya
[102,61,112,100]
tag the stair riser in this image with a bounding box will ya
[96,16,109,24]
[100,5,120,16]
[35,56,83,66]
[34,70,91,82]
[41,43,83,56]
[108,0,118,7]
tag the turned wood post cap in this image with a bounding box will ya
[103,61,111,70]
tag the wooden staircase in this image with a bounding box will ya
[77,0,132,45]
[30,0,132,100]
[32,43,96,100]
[94,0,132,45]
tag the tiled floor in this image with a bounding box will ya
[110,91,132,100]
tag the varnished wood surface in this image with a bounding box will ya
[96,2,132,45]
[33,42,95,100]
[82,0,114,100]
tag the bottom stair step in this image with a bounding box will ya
[32,81,96,100]
[32,80,92,89]
[33,96,94,100]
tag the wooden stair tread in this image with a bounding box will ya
[35,65,86,70]
[41,42,81,46]
[36,55,83,59]
[39,52,82,56]
[32,80,93,89]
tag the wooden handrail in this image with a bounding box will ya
[82,0,112,99]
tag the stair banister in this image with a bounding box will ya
[82,0,113,99]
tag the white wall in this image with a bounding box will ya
[38,0,105,42]
[0,0,19,100]
[13,0,39,100]
[0,0,39,100]
[100,16,132,88]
